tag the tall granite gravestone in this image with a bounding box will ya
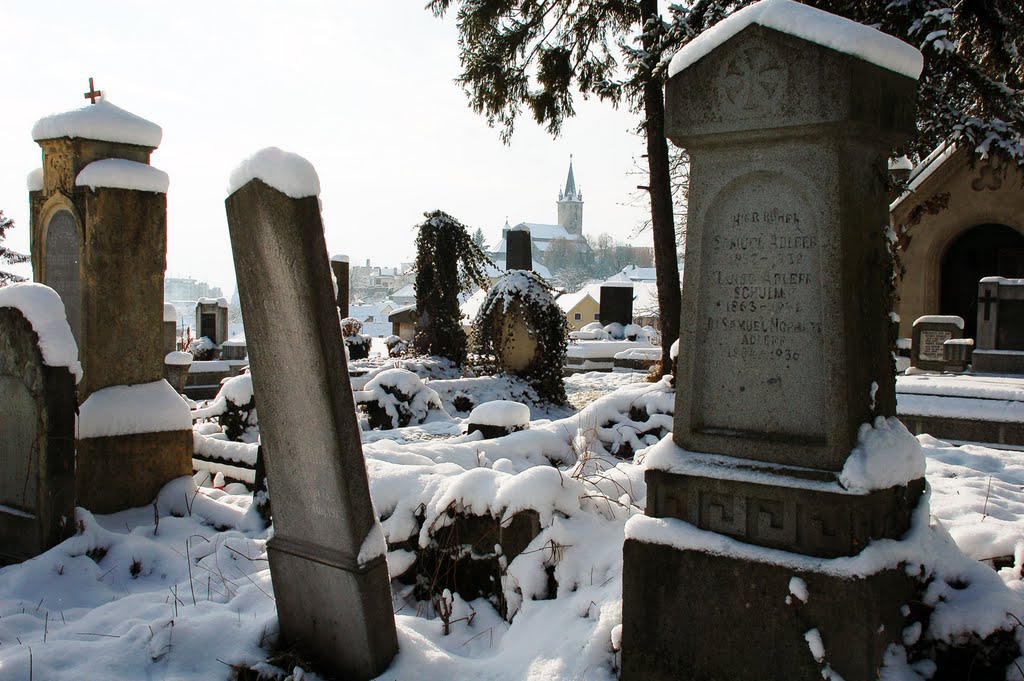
[506,225,532,271]
[0,285,78,564]
[621,3,927,680]
[973,277,1024,373]
[599,283,633,326]
[29,95,192,512]
[910,315,964,372]
[225,149,398,680]
[195,297,228,346]
[331,254,350,319]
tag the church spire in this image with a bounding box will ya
[559,155,581,202]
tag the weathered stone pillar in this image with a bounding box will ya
[30,99,192,513]
[599,283,633,326]
[506,225,532,271]
[621,4,927,680]
[225,149,398,680]
[330,254,350,318]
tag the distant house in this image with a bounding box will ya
[390,283,416,307]
[557,284,602,332]
[388,305,417,342]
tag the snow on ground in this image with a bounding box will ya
[0,371,1022,680]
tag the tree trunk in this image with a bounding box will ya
[640,0,681,378]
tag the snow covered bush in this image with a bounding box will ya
[187,335,216,361]
[412,210,492,366]
[342,316,372,360]
[384,334,408,357]
[472,270,570,405]
[216,373,257,441]
[354,368,447,430]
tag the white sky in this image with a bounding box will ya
[1,1,652,297]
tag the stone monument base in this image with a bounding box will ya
[971,349,1024,374]
[621,537,920,681]
[267,536,399,679]
[76,429,193,513]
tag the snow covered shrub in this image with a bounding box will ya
[413,210,492,366]
[384,334,408,357]
[429,375,545,418]
[353,368,446,429]
[187,335,216,361]
[341,316,372,360]
[216,373,257,441]
[472,270,569,404]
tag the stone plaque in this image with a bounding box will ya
[917,330,951,361]
[692,173,824,442]
[44,211,81,346]
[0,376,39,513]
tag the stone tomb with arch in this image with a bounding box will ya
[891,145,1024,341]
[27,97,192,513]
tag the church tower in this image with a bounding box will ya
[557,156,583,236]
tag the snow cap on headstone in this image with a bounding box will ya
[227,147,321,199]
[26,168,44,192]
[331,254,350,263]
[668,0,924,80]
[32,98,163,148]
[76,159,169,193]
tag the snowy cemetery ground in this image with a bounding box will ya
[1,364,1024,680]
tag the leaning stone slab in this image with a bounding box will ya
[0,284,79,564]
[225,148,398,679]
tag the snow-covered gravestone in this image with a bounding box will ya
[0,285,78,564]
[224,148,398,679]
[29,97,192,513]
[910,315,963,372]
[622,3,928,680]
[506,224,532,271]
[599,282,633,326]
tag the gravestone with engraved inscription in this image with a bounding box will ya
[621,3,927,680]
[910,315,963,372]
[225,151,398,680]
[0,287,77,565]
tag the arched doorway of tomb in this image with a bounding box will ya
[939,223,1024,339]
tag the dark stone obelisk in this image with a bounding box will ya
[506,225,532,271]
[330,254,350,319]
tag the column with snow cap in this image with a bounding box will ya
[621,2,928,680]
[330,253,350,318]
[224,148,398,680]
[29,96,192,513]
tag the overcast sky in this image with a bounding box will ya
[1,1,653,296]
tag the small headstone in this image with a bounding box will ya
[943,338,974,373]
[506,225,532,271]
[163,302,177,354]
[974,277,1024,373]
[599,283,633,326]
[330,254,350,319]
[0,285,78,564]
[910,315,964,372]
[225,148,398,679]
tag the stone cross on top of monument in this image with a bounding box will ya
[83,77,102,104]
